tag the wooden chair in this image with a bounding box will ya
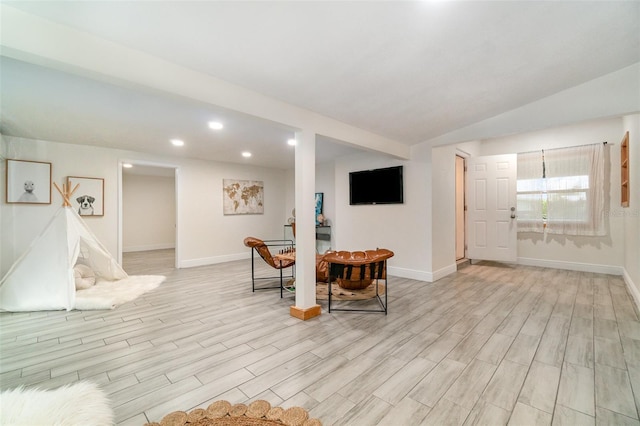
[323,249,394,314]
[244,237,295,298]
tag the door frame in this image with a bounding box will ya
[117,160,180,268]
[455,153,468,261]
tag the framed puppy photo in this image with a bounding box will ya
[6,159,52,204]
[67,176,104,216]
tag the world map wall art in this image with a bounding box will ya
[222,179,264,215]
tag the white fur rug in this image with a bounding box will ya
[75,274,165,310]
[0,381,113,426]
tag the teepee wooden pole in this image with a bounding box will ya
[53,182,78,207]
[69,183,80,199]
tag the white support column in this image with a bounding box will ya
[290,130,321,320]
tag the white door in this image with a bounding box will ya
[466,154,517,262]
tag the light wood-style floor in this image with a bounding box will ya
[2,249,640,425]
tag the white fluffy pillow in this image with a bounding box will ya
[74,264,96,290]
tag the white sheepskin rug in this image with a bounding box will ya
[75,274,165,310]
[0,381,113,426]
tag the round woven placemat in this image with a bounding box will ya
[145,400,321,426]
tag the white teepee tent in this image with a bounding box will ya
[0,207,128,311]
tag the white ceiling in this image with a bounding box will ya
[1,1,639,169]
[0,56,363,169]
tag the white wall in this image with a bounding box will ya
[0,136,289,275]
[477,117,625,273]
[431,144,457,277]
[177,159,288,267]
[283,161,335,251]
[315,161,335,248]
[0,134,6,272]
[622,114,640,303]
[284,168,295,224]
[122,173,175,252]
[333,150,432,281]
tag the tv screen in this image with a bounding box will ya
[349,166,404,205]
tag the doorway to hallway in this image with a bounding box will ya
[119,162,179,269]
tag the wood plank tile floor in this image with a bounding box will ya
[2,249,640,425]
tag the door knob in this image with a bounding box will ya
[510,207,516,219]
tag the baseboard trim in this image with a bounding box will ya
[179,252,249,268]
[388,266,433,282]
[432,264,458,281]
[623,267,640,312]
[387,264,457,283]
[517,257,624,276]
[123,243,175,253]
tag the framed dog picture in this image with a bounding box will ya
[67,176,104,216]
[6,159,52,204]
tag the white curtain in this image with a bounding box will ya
[517,151,545,233]
[545,143,605,236]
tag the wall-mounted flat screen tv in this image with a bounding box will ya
[349,166,404,205]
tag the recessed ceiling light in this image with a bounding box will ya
[171,139,184,147]
[287,139,297,146]
[208,121,224,130]
[122,163,133,168]
[242,151,252,158]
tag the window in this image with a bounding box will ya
[517,143,606,236]
[517,151,545,232]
